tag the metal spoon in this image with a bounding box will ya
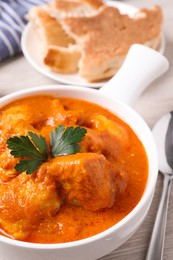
[146,112,173,260]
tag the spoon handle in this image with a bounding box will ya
[146,173,172,260]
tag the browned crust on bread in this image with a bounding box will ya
[62,5,162,56]
[83,0,103,9]
[52,0,103,12]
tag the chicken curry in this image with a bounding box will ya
[0,95,148,243]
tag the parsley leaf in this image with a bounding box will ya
[50,125,87,157]
[6,125,87,174]
[15,158,45,175]
[7,132,48,174]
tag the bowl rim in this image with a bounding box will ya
[0,85,158,249]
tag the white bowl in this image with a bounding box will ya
[0,45,169,260]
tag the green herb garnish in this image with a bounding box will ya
[7,132,48,174]
[50,125,87,157]
[7,125,87,174]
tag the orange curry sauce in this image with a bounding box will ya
[0,96,148,243]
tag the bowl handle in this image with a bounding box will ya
[99,44,169,106]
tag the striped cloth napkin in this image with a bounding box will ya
[0,0,49,62]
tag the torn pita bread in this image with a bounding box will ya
[61,5,162,81]
[27,2,163,81]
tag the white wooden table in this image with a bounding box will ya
[0,0,172,259]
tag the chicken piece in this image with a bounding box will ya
[0,150,19,182]
[89,115,129,142]
[39,153,115,210]
[88,115,130,153]
[80,117,130,193]
[90,115,130,193]
[80,128,104,153]
[79,116,129,160]
[44,98,79,127]
[0,173,61,240]
[0,105,37,156]
[0,105,35,137]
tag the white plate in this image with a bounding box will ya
[21,1,165,88]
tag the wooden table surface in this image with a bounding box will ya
[0,0,172,259]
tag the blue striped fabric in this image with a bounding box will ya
[0,0,49,61]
